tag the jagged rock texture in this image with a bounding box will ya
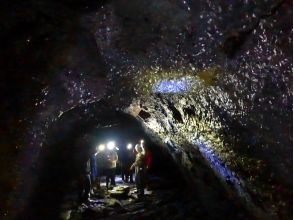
[1,0,292,219]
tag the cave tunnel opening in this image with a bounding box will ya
[88,124,183,181]
[21,108,185,220]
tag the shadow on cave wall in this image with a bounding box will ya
[0,1,110,212]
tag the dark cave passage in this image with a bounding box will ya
[19,107,253,220]
[19,109,187,220]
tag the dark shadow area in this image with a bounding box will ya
[0,1,109,212]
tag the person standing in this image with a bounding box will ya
[95,145,106,189]
[130,144,146,198]
[78,158,91,203]
[90,150,97,192]
[119,144,127,181]
[105,150,118,189]
[144,146,152,189]
[121,143,135,183]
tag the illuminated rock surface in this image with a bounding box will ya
[0,0,292,219]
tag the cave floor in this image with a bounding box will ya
[67,175,253,220]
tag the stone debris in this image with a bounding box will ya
[66,174,254,220]
[108,185,130,199]
[67,176,187,219]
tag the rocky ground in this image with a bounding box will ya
[63,175,253,220]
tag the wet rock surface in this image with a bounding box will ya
[0,0,292,219]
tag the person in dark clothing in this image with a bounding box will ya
[95,144,107,189]
[144,147,152,189]
[121,143,135,183]
[90,154,97,186]
[130,144,146,198]
[78,159,91,203]
[144,147,152,170]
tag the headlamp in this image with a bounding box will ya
[98,144,105,151]
[107,141,115,150]
[127,143,132,150]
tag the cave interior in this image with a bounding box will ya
[0,0,292,220]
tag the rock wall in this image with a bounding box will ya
[1,0,292,219]
[93,0,292,218]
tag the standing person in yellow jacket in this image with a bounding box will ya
[105,150,118,189]
[130,144,146,198]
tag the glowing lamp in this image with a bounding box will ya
[98,144,105,151]
[140,139,144,146]
[107,141,115,150]
[127,143,132,150]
